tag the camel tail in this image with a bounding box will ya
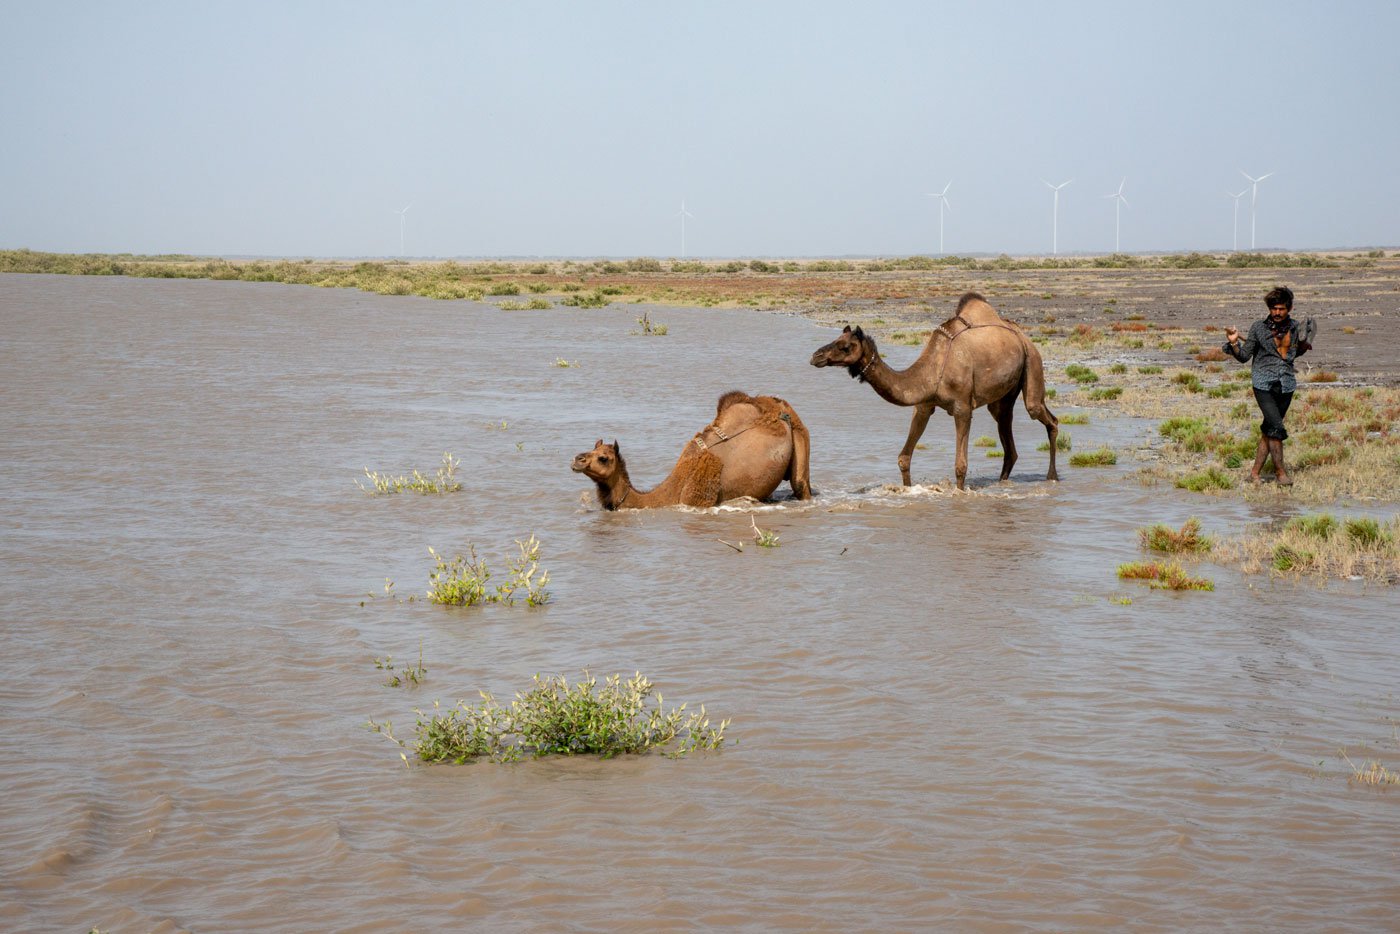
[1019,335,1056,423]
[715,390,752,416]
[1018,334,1060,481]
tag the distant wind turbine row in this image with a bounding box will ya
[389,173,1275,258]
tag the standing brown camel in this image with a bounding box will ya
[809,292,1058,490]
[572,391,812,510]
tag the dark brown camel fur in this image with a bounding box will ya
[809,292,1058,489]
[572,391,812,510]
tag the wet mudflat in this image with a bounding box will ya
[2,273,1397,932]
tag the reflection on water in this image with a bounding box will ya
[2,274,1398,931]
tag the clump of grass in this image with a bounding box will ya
[986,448,1004,458]
[358,452,462,495]
[1065,363,1099,384]
[1287,513,1338,538]
[1070,446,1116,467]
[635,311,668,335]
[1087,386,1123,401]
[974,435,997,447]
[1037,431,1071,452]
[426,536,551,607]
[1138,364,1163,375]
[487,282,521,296]
[374,671,729,763]
[1172,371,1204,393]
[1175,467,1236,492]
[1341,325,1357,335]
[561,290,610,308]
[1061,412,1090,425]
[500,298,551,310]
[1117,560,1214,591]
[1342,750,1400,788]
[1344,516,1392,547]
[1159,416,1210,443]
[552,357,577,368]
[1068,323,1101,347]
[375,642,427,687]
[1195,348,1228,362]
[1108,363,1127,375]
[1206,384,1240,398]
[751,515,780,548]
[1138,517,1213,554]
[1218,512,1400,580]
[1307,370,1340,383]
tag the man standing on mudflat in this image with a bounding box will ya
[1222,285,1314,486]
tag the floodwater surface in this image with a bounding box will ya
[2,274,1398,932]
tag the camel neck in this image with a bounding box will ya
[858,337,945,407]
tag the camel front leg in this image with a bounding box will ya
[952,405,973,490]
[897,403,936,486]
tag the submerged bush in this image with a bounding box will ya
[358,452,462,495]
[1138,517,1214,555]
[1070,446,1117,467]
[1117,560,1214,591]
[379,671,729,763]
[427,536,551,607]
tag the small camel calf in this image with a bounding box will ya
[572,391,812,509]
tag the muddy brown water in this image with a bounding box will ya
[2,274,1398,932]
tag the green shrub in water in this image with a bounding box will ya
[427,536,551,607]
[386,671,729,763]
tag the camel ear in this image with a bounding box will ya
[612,440,620,454]
[594,439,604,449]
[853,326,865,340]
[841,325,853,334]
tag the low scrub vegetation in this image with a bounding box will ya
[1217,512,1400,581]
[1117,560,1214,591]
[1138,517,1213,554]
[358,452,462,495]
[371,671,729,763]
[1070,446,1117,467]
[427,536,551,606]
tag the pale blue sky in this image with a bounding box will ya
[3,0,1397,258]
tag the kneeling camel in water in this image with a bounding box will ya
[809,292,1058,490]
[572,391,812,509]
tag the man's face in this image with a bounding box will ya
[1270,303,1290,323]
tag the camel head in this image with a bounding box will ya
[571,439,623,482]
[810,325,873,378]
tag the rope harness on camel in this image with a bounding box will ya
[692,411,792,452]
[859,312,1026,403]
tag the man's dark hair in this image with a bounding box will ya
[1264,285,1294,310]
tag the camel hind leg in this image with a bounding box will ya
[785,410,813,500]
[989,390,1020,481]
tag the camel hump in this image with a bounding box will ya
[953,292,1005,327]
[715,390,754,416]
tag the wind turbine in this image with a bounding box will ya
[1043,179,1072,255]
[676,200,694,258]
[1102,178,1128,253]
[1240,170,1274,250]
[926,182,952,255]
[1226,188,1248,252]
[393,203,412,257]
